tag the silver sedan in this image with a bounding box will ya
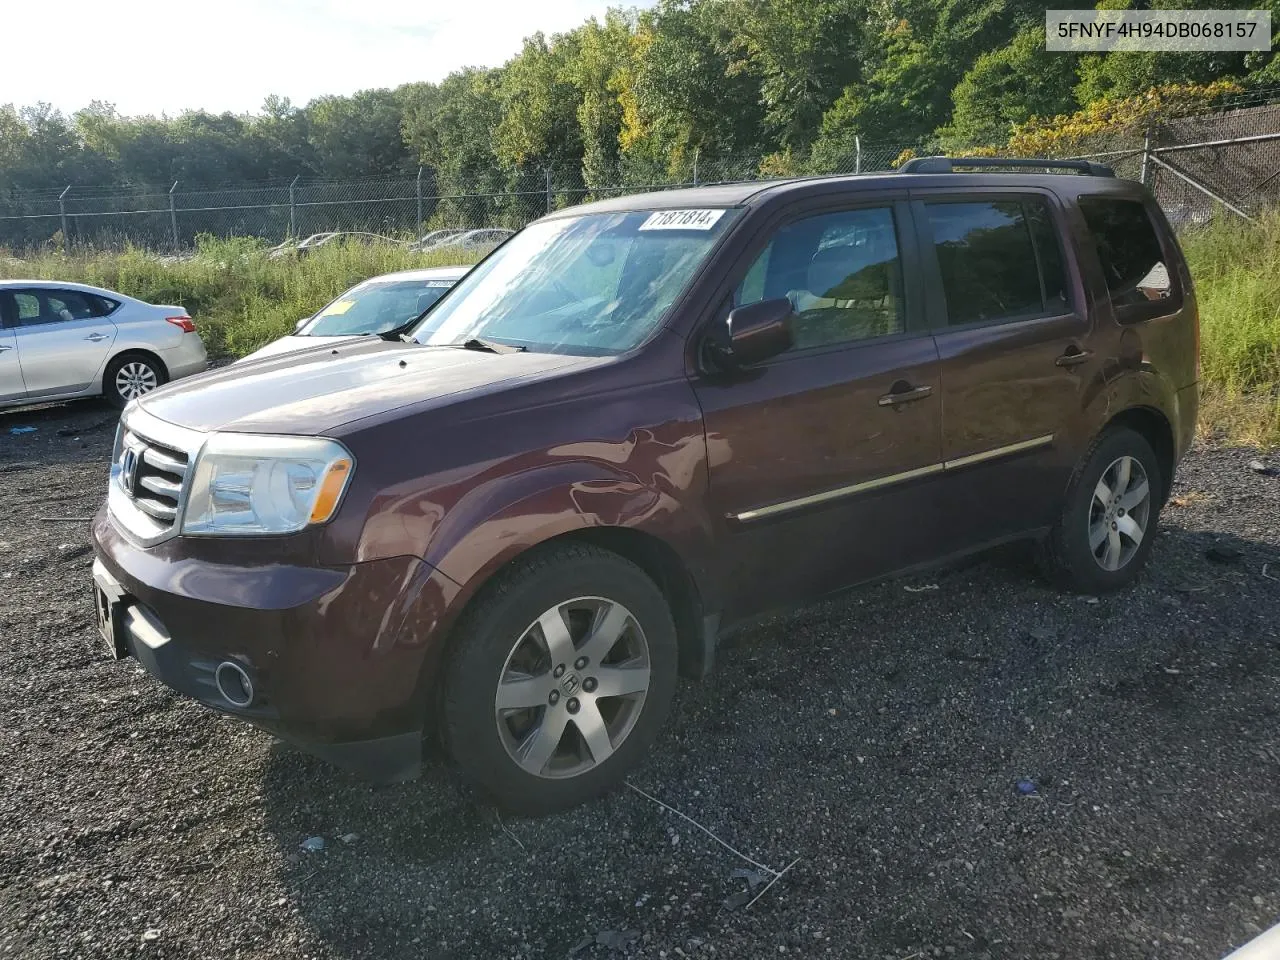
[0,280,207,410]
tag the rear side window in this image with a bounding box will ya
[10,289,115,326]
[924,198,1069,327]
[1079,197,1176,312]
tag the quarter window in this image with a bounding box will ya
[925,199,1069,327]
[735,207,905,351]
[1079,197,1175,310]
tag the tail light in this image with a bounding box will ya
[166,316,196,333]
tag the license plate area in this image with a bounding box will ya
[93,563,130,660]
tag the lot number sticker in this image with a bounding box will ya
[639,209,726,231]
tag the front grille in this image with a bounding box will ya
[116,431,191,533]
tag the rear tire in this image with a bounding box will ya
[441,543,678,815]
[104,352,167,408]
[1037,425,1163,594]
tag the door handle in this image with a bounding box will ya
[83,333,109,342]
[1055,347,1094,368]
[0,344,11,353]
[878,384,933,407]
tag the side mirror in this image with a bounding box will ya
[719,297,794,367]
[294,316,310,333]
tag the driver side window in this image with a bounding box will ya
[735,207,905,351]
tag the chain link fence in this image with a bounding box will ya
[1,104,1277,254]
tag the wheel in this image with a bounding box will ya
[1038,425,1163,594]
[441,543,678,815]
[104,353,166,408]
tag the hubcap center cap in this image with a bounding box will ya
[560,674,580,695]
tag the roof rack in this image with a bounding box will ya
[898,156,1116,178]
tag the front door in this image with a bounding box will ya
[0,321,23,403]
[912,192,1096,550]
[9,289,118,397]
[692,201,944,622]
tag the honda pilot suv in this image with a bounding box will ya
[92,159,1199,814]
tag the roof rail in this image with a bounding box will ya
[898,156,1116,178]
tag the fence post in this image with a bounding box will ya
[289,174,300,238]
[1140,127,1152,186]
[545,167,553,215]
[855,136,862,174]
[169,181,180,249]
[58,185,71,252]
[416,166,423,234]
[693,148,699,186]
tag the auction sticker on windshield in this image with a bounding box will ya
[639,209,726,231]
[319,300,355,316]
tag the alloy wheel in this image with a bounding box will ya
[494,596,651,779]
[1089,455,1152,571]
[115,361,159,400]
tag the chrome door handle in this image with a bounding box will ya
[1055,348,1094,367]
[84,333,109,342]
[0,344,11,353]
[878,384,933,407]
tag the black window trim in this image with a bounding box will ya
[909,188,1081,335]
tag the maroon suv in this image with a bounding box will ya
[92,159,1199,813]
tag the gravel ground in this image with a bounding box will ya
[2,399,1279,960]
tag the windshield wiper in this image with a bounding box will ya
[459,337,525,354]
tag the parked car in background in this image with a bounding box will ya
[452,228,514,251]
[238,265,470,362]
[92,159,1199,815]
[409,229,469,252]
[1,280,206,409]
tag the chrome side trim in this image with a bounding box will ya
[728,434,1055,523]
[942,434,1055,470]
[731,463,945,522]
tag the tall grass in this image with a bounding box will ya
[1181,211,1280,446]
[0,237,481,360]
[2,220,1278,445]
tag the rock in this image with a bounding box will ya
[1248,460,1273,475]
[141,928,162,942]
[1206,546,1243,564]
[300,836,325,852]
[338,832,359,844]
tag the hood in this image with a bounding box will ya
[238,333,362,363]
[137,338,603,435]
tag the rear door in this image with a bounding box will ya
[911,190,1096,550]
[0,294,25,402]
[692,197,945,620]
[11,288,118,397]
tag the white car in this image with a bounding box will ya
[239,265,469,362]
[0,280,207,409]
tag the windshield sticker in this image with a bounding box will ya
[424,280,454,288]
[639,209,725,231]
[318,299,355,317]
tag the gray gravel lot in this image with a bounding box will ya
[2,400,1279,960]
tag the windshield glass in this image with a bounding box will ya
[301,279,456,336]
[410,208,740,355]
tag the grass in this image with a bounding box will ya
[1180,211,1280,447]
[0,236,481,360]
[2,217,1278,446]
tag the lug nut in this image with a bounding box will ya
[583,677,598,693]
[548,690,560,705]
[567,697,580,714]
[574,656,588,670]
[552,664,565,678]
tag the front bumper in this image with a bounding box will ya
[92,511,458,782]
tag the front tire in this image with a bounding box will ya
[104,353,167,408]
[1038,425,1163,594]
[441,543,678,815]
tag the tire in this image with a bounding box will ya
[1037,425,1164,594]
[441,543,678,815]
[104,352,167,408]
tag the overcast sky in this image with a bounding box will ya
[7,0,644,117]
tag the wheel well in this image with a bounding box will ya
[1105,407,1175,501]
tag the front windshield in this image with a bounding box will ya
[301,279,455,337]
[410,208,740,355]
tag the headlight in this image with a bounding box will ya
[181,433,353,536]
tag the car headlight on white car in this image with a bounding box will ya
[181,433,354,536]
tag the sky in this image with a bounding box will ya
[5,0,643,118]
